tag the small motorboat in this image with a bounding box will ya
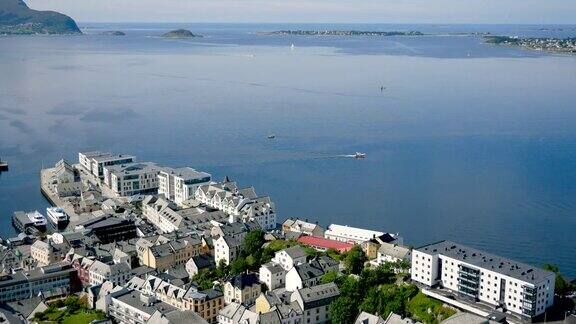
[267,134,276,139]
[354,152,366,159]
[0,158,8,172]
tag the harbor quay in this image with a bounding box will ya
[0,151,568,324]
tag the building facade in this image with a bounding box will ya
[103,162,161,197]
[411,241,555,320]
[158,167,211,205]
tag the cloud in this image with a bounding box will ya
[9,120,35,134]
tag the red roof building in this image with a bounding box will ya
[297,235,354,253]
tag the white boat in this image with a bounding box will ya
[46,207,69,227]
[28,211,47,227]
[354,152,366,159]
[267,134,276,139]
[290,43,295,50]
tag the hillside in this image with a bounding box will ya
[0,0,81,35]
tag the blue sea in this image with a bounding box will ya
[1,23,576,276]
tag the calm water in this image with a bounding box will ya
[1,23,576,276]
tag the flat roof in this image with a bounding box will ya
[297,235,354,252]
[92,154,135,163]
[415,240,554,284]
[161,167,211,180]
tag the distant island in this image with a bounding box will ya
[0,0,81,35]
[484,35,576,54]
[267,30,424,37]
[100,31,125,36]
[162,29,201,38]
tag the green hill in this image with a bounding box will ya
[0,0,81,35]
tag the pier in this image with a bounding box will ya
[40,167,83,231]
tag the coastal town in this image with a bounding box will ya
[484,35,576,54]
[0,151,574,324]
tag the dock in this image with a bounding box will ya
[40,167,83,231]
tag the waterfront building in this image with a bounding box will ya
[50,159,82,197]
[103,162,161,197]
[325,224,399,244]
[361,233,400,260]
[78,151,135,180]
[290,282,340,324]
[282,218,325,238]
[224,272,261,306]
[195,180,276,230]
[297,235,353,253]
[411,240,555,320]
[376,243,411,266]
[158,167,211,206]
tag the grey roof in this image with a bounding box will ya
[111,289,176,316]
[261,262,285,274]
[3,297,46,318]
[355,311,386,324]
[378,243,411,260]
[283,246,307,260]
[229,272,260,289]
[440,312,497,324]
[294,263,325,281]
[415,240,554,283]
[296,282,340,308]
[161,167,211,181]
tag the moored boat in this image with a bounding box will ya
[46,207,69,229]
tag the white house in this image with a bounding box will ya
[259,262,286,290]
[376,243,411,265]
[411,241,555,320]
[272,245,308,271]
[214,235,242,266]
[324,224,386,244]
[89,260,132,287]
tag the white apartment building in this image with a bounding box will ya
[195,180,276,230]
[214,235,242,266]
[411,241,555,320]
[259,262,286,290]
[324,224,388,244]
[272,246,308,271]
[78,151,135,180]
[89,260,132,286]
[158,167,211,205]
[103,162,161,197]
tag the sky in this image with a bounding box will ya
[27,0,576,24]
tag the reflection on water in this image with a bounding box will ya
[1,23,576,275]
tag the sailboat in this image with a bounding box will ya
[290,43,295,50]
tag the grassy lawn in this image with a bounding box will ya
[62,311,106,324]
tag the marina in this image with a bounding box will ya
[46,207,70,230]
[12,210,47,234]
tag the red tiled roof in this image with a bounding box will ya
[297,235,354,252]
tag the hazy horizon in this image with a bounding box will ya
[26,0,576,25]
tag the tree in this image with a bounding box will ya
[543,264,573,297]
[344,245,367,275]
[321,270,339,284]
[242,230,265,257]
[330,296,359,324]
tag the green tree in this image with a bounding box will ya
[344,245,367,274]
[321,270,339,284]
[544,264,573,297]
[230,258,248,275]
[330,296,359,324]
[242,230,265,257]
